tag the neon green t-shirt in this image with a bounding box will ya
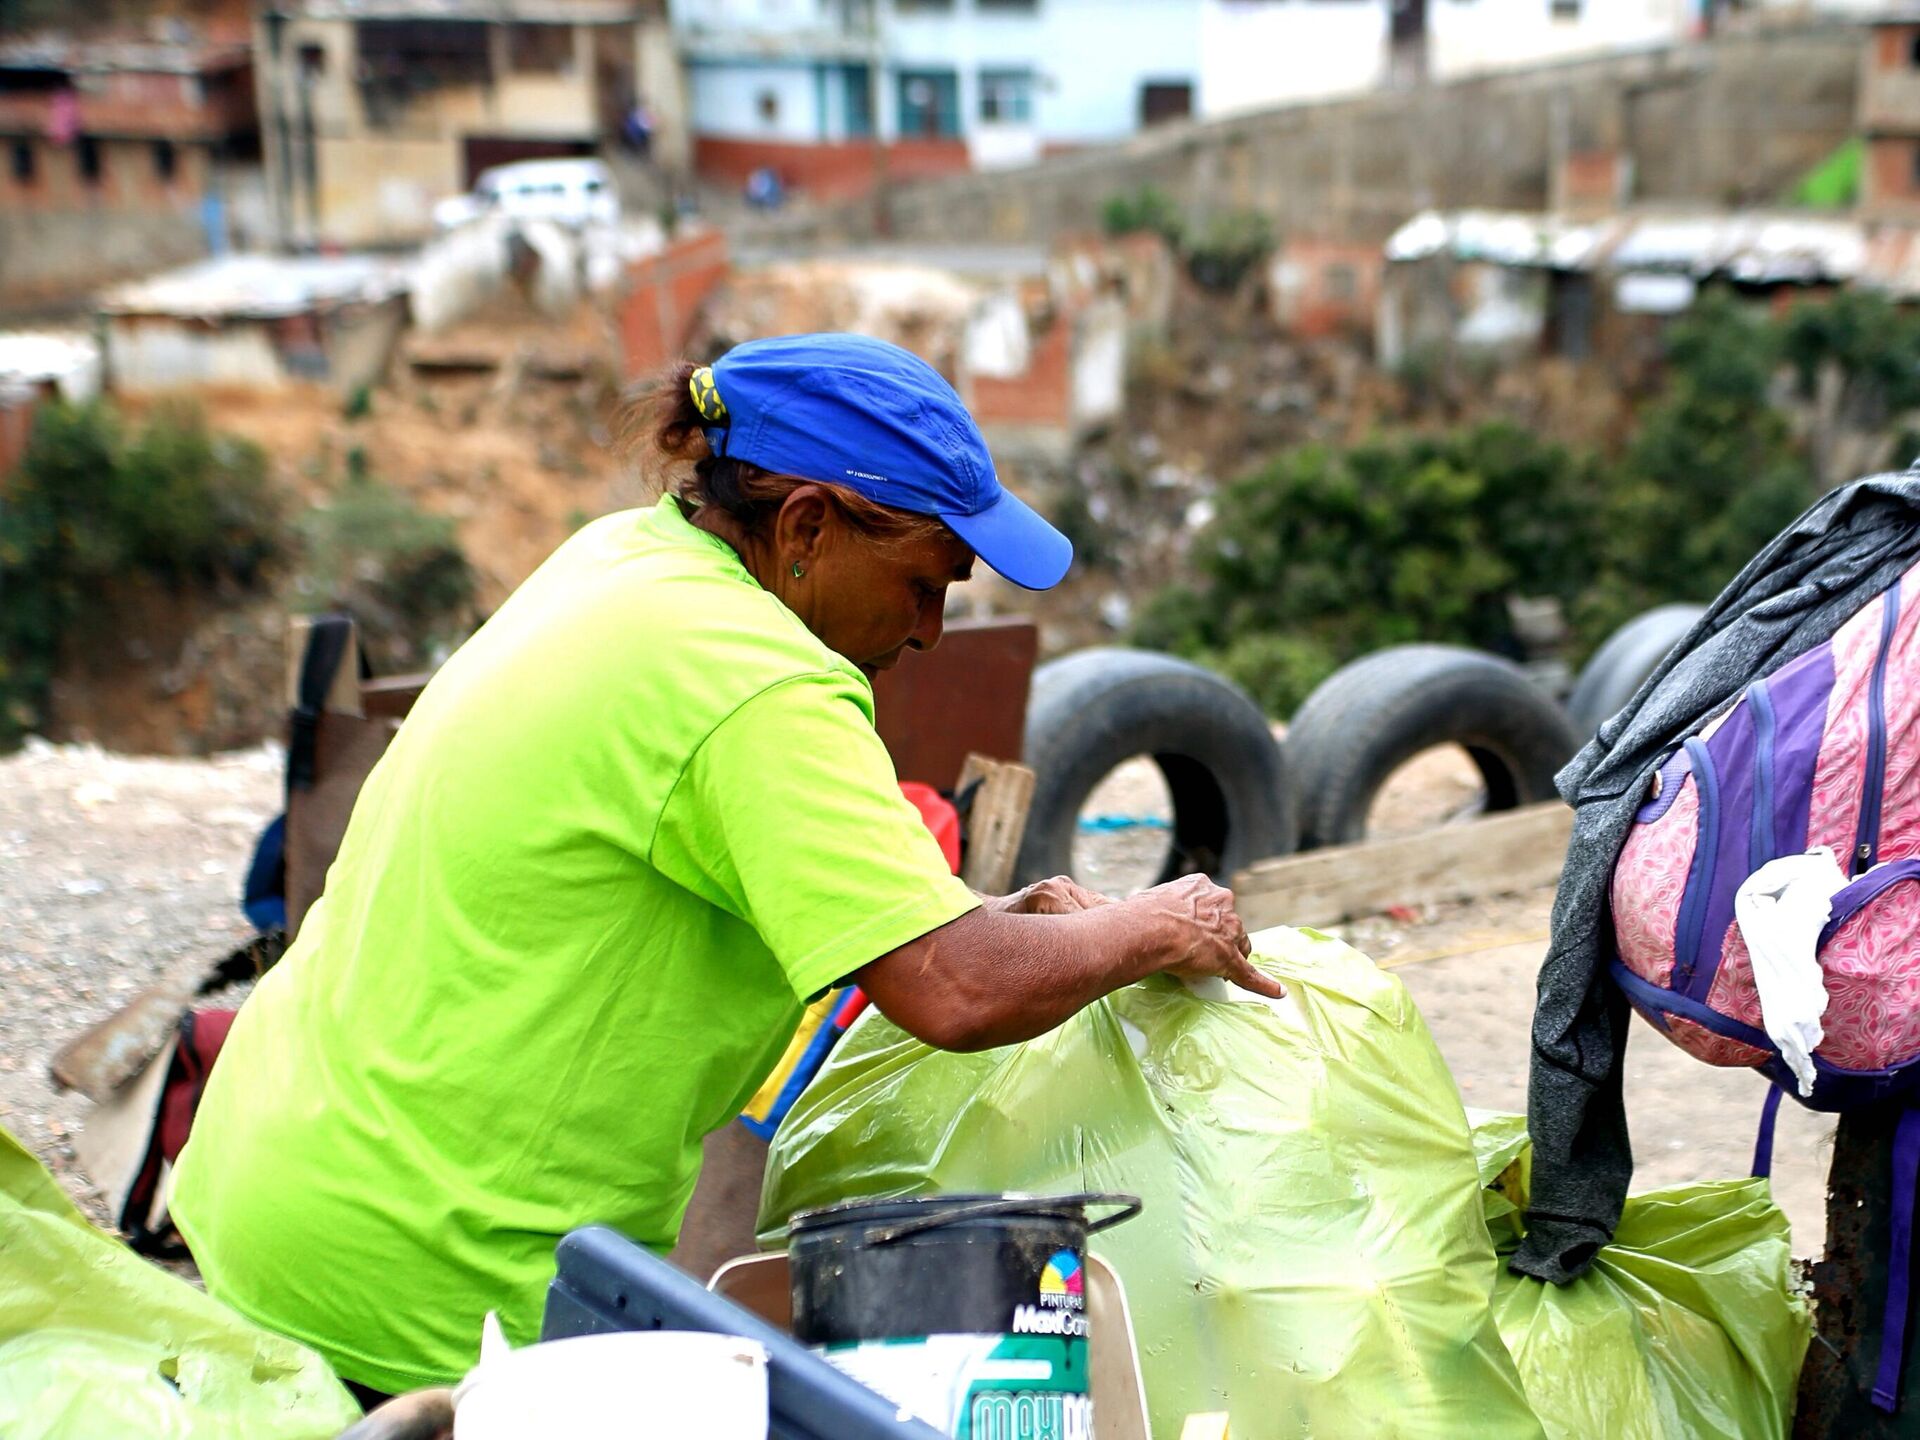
[171,496,978,1393]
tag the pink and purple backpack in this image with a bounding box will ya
[1612,556,1920,1102]
[1610,555,1920,1408]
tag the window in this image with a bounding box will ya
[976,0,1038,9]
[1550,0,1580,18]
[152,139,177,183]
[77,134,101,185]
[1138,80,1192,128]
[842,63,873,138]
[757,88,781,126]
[1908,32,1920,69]
[354,21,490,89]
[0,66,67,96]
[506,23,573,75]
[1325,263,1358,302]
[10,139,33,185]
[297,42,326,77]
[978,67,1033,124]
[1909,141,1920,190]
[894,0,954,10]
[897,68,959,138]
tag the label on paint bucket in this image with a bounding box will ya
[816,1243,1091,1439]
[819,1332,1089,1439]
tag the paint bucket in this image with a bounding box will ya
[787,1191,1140,1438]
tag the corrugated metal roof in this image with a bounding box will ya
[1386,208,1872,285]
[1384,209,1631,271]
[98,254,411,320]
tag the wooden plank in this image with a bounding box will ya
[47,983,192,1101]
[957,752,1037,895]
[1231,802,1573,932]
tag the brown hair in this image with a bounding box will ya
[621,358,953,546]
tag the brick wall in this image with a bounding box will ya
[970,308,1072,431]
[617,228,733,376]
[1268,237,1384,341]
[692,135,971,203]
[0,136,210,214]
[1867,135,1920,215]
[0,387,38,480]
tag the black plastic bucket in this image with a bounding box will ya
[787,1192,1139,1439]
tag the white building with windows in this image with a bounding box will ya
[672,0,1204,189]
[673,0,1903,194]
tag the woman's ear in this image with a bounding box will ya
[775,485,835,567]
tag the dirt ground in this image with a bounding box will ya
[1,738,1837,1259]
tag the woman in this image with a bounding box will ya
[172,333,1279,1400]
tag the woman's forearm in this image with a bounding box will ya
[856,876,1274,1052]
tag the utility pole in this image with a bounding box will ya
[860,0,890,238]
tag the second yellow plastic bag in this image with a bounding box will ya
[0,1126,361,1440]
[760,925,1544,1439]
[1473,1112,1811,1440]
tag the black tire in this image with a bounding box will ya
[1014,648,1297,890]
[1566,604,1706,737]
[1287,644,1580,850]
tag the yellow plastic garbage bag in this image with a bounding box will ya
[0,1125,361,1440]
[1472,1112,1812,1440]
[761,925,1544,1440]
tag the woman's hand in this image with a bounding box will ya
[1125,874,1286,999]
[991,875,1113,916]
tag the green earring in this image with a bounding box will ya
[791,562,805,579]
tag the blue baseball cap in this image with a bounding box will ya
[690,332,1072,591]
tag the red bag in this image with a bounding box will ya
[112,1009,236,1255]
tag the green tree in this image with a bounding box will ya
[1136,423,1602,714]
[1590,292,1815,633]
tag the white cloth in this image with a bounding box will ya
[1734,847,1847,1097]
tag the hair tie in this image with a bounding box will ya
[690,366,728,424]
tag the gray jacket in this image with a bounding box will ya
[1517,473,1920,1283]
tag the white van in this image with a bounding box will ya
[432,158,620,232]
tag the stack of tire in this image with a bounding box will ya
[1012,605,1703,888]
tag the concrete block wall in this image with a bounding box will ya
[0,208,209,314]
[771,21,1864,250]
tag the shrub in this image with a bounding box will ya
[1133,293,1825,714]
[0,401,286,748]
[1101,185,1185,248]
[1586,292,1816,640]
[1136,423,1603,714]
[1185,210,1275,294]
[297,469,476,670]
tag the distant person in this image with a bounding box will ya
[622,99,655,160]
[745,165,785,210]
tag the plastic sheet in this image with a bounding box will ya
[0,1125,361,1440]
[1474,1112,1812,1440]
[761,925,1545,1439]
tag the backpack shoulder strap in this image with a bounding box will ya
[1751,1084,1786,1179]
